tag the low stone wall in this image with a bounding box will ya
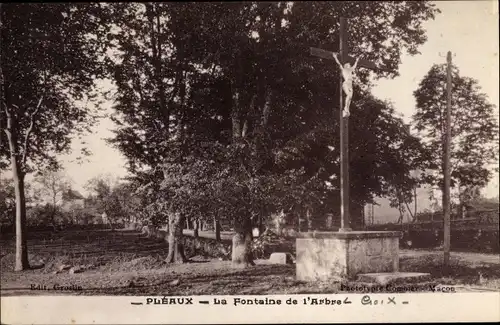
[138,225,169,242]
[1,223,117,234]
[126,222,144,231]
[182,231,296,260]
[184,236,232,260]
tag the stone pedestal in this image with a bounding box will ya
[296,231,401,281]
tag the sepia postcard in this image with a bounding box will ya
[1,1,499,324]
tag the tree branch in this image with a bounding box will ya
[261,91,271,127]
[3,102,12,133]
[404,200,415,221]
[2,101,14,151]
[22,96,43,168]
[240,161,253,179]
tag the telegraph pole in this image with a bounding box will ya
[443,51,452,267]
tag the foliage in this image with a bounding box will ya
[413,63,499,192]
[0,177,34,225]
[26,204,63,226]
[251,229,283,259]
[1,3,114,269]
[0,177,16,225]
[104,2,439,230]
[65,206,100,225]
[465,195,499,212]
[85,174,131,225]
[123,171,171,227]
[84,174,116,200]
[1,3,112,173]
[24,204,100,227]
[268,210,287,234]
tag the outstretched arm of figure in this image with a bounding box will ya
[353,56,361,70]
[332,53,342,68]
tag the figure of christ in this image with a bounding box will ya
[332,53,361,118]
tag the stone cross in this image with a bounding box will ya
[310,17,388,231]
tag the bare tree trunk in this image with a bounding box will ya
[214,215,221,242]
[458,185,466,219]
[12,161,29,271]
[3,102,29,270]
[404,200,415,223]
[193,217,199,238]
[306,208,312,231]
[396,210,403,224]
[404,187,417,222]
[360,206,365,228]
[165,213,187,264]
[414,188,417,220]
[231,88,242,139]
[231,217,254,268]
[261,92,271,127]
[51,191,56,224]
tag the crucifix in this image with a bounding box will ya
[310,17,387,232]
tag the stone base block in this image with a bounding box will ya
[296,231,401,281]
[269,252,294,264]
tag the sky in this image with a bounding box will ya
[371,0,499,198]
[16,1,499,198]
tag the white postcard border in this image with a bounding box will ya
[1,293,499,324]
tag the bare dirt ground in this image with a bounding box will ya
[1,229,499,296]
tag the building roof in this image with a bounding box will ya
[62,189,85,201]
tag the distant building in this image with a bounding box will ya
[60,189,85,211]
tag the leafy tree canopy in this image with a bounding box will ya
[413,63,499,191]
[103,2,439,228]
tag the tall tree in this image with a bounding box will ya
[0,3,111,270]
[106,2,439,266]
[413,63,499,214]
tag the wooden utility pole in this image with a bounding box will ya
[443,51,453,267]
[310,17,387,231]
